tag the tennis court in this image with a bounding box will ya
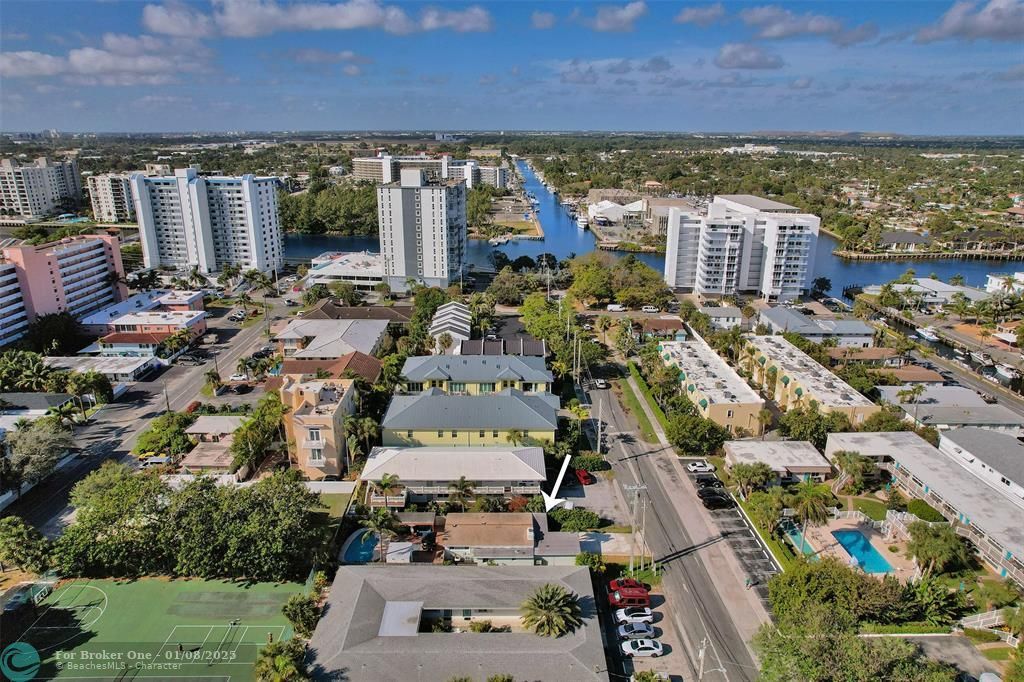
[14,577,304,680]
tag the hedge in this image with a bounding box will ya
[571,452,607,472]
[907,499,946,523]
[859,622,951,635]
[550,507,601,532]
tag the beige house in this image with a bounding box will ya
[744,335,880,426]
[280,377,357,480]
[658,337,765,436]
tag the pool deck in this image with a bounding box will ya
[803,519,917,577]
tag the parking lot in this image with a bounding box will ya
[682,464,780,605]
[595,583,684,681]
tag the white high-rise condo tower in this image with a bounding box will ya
[130,167,283,274]
[377,169,467,293]
[0,157,81,219]
[664,195,819,302]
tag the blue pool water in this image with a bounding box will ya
[832,530,893,574]
[343,531,378,563]
[781,519,816,556]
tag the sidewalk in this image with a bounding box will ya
[625,374,772,642]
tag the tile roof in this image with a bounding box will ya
[302,300,412,322]
[279,352,382,382]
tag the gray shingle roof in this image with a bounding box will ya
[402,355,552,384]
[0,393,73,412]
[307,565,608,682]
[382,388,559,430]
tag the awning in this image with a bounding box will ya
[795,387,804,397]
[781,376,790,385]
[678,371,686,380]
[687,384,696,393]
[758,357,766,365]
[698,398,709,409]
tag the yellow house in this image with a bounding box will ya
[279,377,357,480]
[744,335,880,426]
[658,338,765,436]
[399,355,553,395]
[381,388,559,447]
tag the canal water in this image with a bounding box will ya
[284,160,1024,295]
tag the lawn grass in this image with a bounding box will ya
[606,563,664,589]
[852,496,888,522]
[981,646,1014,661]
[317,493,352,519]
[614,380,657,443]
[627,362,671,432]
[736,498,797,572]
[15,577,304,679]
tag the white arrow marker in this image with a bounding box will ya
[542,455,573,512]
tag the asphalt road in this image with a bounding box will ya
[589,379,758,682]
[2,303,280,537]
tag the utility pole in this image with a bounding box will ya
[623,485,647,575]
[640,496,647,572]
[596,400,603,454]
[697,637,708,682]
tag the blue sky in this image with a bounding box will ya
[1,0,1022,135]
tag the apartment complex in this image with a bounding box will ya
[400,355,552,395]
[130,167,283,274]
[353,153,507,189]
[745,335,880,425]
[0,262,29,347]
[664,195,819,301]
[280,378,357,480]
[658,337,764,435]
[1,235,126,323]
[0,157,81,219]
[759,306,875,348]
[87,174,135,223]
[305,251,383,290]
[377,169,467,292]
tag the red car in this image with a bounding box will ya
[608,587,651,608]
[574,468,595,485]
[607,578,651,594]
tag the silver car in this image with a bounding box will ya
[614,607,654,624]
[620,639,663,658]
[617,622,655,640]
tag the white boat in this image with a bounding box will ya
[487,237,509,246]
[916,326,940,342]
[576,216,589,229]
[953,348,967,359]
[996,363,1020,379]
[970,350,994,366]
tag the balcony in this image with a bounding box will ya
[368,490,408,507]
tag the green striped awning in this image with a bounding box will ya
[758,357,767,365]
[687,384,696,393]
[781,376,790,385]
[795,387,804,397]
[698,399,709,409]
[678,371,687,380]
[664,354,671,361]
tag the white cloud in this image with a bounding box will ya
[560,60,600,84]
[640,56,672,73]
[343,64,362,76]
[285,48,370,64]
[583,2,647,32]
[740,5,878,46]
[674,3,725,27]
[531,11,557,29]
[995,63,1024,80]
[142,0,215,38]
[0,51,67,77]
[714,43,785,69]
[916,0,1024,42]
[790,76,814,89]
[607,59,633,74]
[420,6,493,32]
[135,94,194,107]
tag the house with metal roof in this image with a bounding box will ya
[306,565,607,682]
[381,388,559,447]
[400,355,552,395]
[939,428,1024,504]
[273,318,388,360]
[878,384,1024,434]
[758,306,875,348]
[428,301,472,354]
[360,446,546,508]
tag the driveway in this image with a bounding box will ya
[562,473,632,526]
[905,635,1001,679]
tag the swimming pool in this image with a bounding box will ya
[832,529,893,574]
[781,519,816,556]
[342,530,378,563]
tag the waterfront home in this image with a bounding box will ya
[658,337,764,435]
[360,446,546,507]
[863,277,989,306]
[381,388,559,447]
[877,384,1024,434]
[758,306,874,348]
[399,355,552,395]
[879,230,931,253]
[985,271,1024,295]
[825,346,905,368]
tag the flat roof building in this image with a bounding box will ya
[745,335,880,425]
[0,157,81,219]
[307,565,607,682]
[724,440,832,484]
[43,355,159,383]
[863,277,989,305]
[658,336,764,435]
[306,251,384,291]
[759,306,875,348]
[940,428,1024,506]
[878,384,1024,434]
[87,173,135,223]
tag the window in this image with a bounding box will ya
[309,448,324,462]
[451,430,457,438]
[479,430,485,438]
[449,382,466,393]
[479,382,496,394]
[407,430,414,438]
[437,430,444,438]
[307,428,321,442]
[492,430,498,438]
[727,410,734,418]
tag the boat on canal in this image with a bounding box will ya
[970,350,994,366]
[996,363,1020,379]
[916,326,940,342]
[576,216,589,230]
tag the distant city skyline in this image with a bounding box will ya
[1,0,1021,135]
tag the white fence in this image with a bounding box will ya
[958,610,1021,648]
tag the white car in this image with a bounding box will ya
[594,378,609,390]
[617,622,655,640]
[686,460,716,473]
[614,607,654,625]
[641,305,660,314]
[620,639,663,658]
[228,373,248,382]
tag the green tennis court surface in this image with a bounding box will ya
[15,578,304,680]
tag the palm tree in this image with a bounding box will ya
[731,462,774,498]
[359,507,397,562]
[787,481,832,555]
[437,332,454,354]
[833,450,876,493]
[253,640,306,682]
[505,429,526,446]
[568,403,589,443]
[979,328,993,347]
[948,274,965,287]
[897,383,927,423]
[357,417,378,455]
[906,521,968,576]
[376,472,402,498]
[374,281,392,301]
[1002,604,1024,638]
[237,291,253,314]
[520,583,583,637]
[186,265,207,289]
[756,408,773,439]
[48,401,78,433]
[236,357,253,380]
[345,434,362,470]
[746,488,785,534]
[447,475,475,512]
[596,315,612,344]
[204,369,223,394]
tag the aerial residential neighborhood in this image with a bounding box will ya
[1,1,1022,681]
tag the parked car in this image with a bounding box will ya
[617,622,656,640]
[697,487,730,500]
[702,495,734,510]
[582,324,594,331]
[252,349,273,360]
[574,468,595,486]
[608,588,651,608]
[694,474,723,489]
[614,607,654,625]
[620,639,663,658]
[608,578,650,593]
[228,373,248,382]
[232,384,252,394]
[686,460,715,473]
[606,304,626,312]
[140,456,171,469]
[641,305,659,314]
[285,299,299,307]
[594,378,609,390]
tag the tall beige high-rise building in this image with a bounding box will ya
[87,174,136,223]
